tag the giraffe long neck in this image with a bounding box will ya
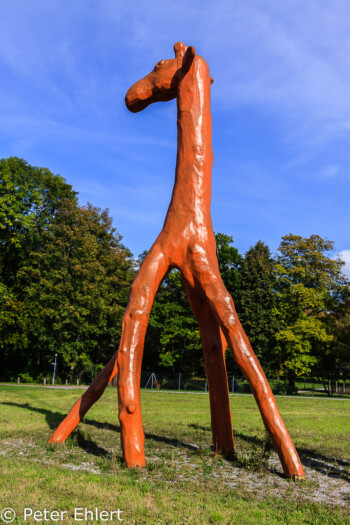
[163,57,213,233]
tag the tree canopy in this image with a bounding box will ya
[273,234,349,386]
[0,158,134,381]
[239,241,278,373]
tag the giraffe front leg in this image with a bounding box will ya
[182,278,235,459]
[117,311,147,468]
[118,245,169,467]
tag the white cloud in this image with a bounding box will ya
[320,165,341,179]
[98,0,350,150]
[207,2,350,141]
[336,250,350,278]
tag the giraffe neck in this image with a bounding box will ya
[164,57,213,233]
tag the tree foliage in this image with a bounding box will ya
[215,232,243,300]
[273,234,349,385]
[0,157,77,285]
[239,241,278,373]
[145,269,203,375]
[0,158,134,381]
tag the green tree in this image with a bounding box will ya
[0,157,77,286]
[239,241,278,373]
[144,269,202,376]
[314,290,350,394]
[273,234,348,389]
[1,157,77,379]
[22,202,134,381]
[215,233,243,302]
[0,158,134,381]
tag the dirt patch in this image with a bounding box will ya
[1,438,349,507]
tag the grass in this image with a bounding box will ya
[0,385,349,524]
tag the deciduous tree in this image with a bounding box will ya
[273,234,348,389]
[0,158,134,381]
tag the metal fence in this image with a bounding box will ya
[13,371,349,396]
[139,371,350,395]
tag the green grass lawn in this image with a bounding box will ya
[0,385,349,524]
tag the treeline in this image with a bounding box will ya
[1,158,349,393]
[144,234,349,394]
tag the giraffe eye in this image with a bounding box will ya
[155,60,165,69]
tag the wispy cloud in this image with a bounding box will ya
[320,165,341,179]
[3,1,350,145]
[97,0,350,151]
[336,250,350,278]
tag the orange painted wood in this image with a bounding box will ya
[49,42,305,479]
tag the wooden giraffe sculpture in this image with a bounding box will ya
[49,42,305,479]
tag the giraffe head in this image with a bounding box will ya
[125,42,197,113]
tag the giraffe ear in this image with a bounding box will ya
[182,46,196,74]
[174,42,187,58]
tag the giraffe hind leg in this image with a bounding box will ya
[182,278,235,459]
[185,256,305,479]
[48,353,118,444]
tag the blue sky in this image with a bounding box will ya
[1,1,350,275]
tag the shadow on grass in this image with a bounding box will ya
[68,429,111,457]
[234,431,350,482]
[1,402,199,455]
[230,429,350,480]
[190,423,350,482]
[3,402,349,481]
[298,451,350,482]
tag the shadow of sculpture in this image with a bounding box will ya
[1,402,199,455]
[189,422,350,482]
[4,401,348,482]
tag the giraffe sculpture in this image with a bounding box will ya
[49,42,305,480]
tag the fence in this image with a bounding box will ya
[13,372,349,396]
[138,371,350,396]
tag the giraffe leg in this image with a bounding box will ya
[117,245,169,467]
[183,253,305,479]
[183,279,235,458]
[48,353,118,444]
[49,241,169,466]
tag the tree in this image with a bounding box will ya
[314,290,350,394]
[21,202,134,381]
[273,234,348,389]
[215,233,243,302]
[239,241,278,373]
[142,268,202,376]
[0,158,134,381]
[0,157,77,379]
[0,157,77,286]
